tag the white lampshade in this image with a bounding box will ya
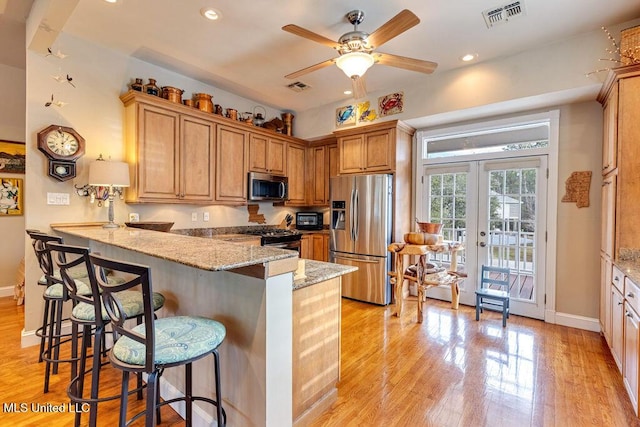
[335,52,375,78]
[89,160,130,187]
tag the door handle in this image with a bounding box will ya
[480,231,486,237]
[479,242,486,247]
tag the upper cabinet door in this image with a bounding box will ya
[363,130,394,172]
[180,116,215,201]
[216,124,248,203]
[286,142,307,205]
[338,135,365,174]
[135,103,180,200]
[602,83,618,176]
[249,134,287,175]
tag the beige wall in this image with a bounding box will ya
[0,62,25,289]
[555,101,603,317]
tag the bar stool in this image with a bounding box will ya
[27,231,91,393]
[90,253,227,427]
[47,242,166,427]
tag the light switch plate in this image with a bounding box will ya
[46,192,70,205]
[203,212,210,221]
[128,213,140,222]
[191,212,198,222]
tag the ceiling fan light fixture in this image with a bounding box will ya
[336,52,374,78]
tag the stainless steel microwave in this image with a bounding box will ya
[296,212,323,230]
[248,172,288,201]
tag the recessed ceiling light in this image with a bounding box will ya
[461,53,478,62]
[103,0,118,3]
[344,90,353,95]
[200,7,222,21]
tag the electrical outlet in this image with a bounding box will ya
[203,212,210,222]
[128,213,140,222]
[192,212,198,222]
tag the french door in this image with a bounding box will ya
[421,156,547,319]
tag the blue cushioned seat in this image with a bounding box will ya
[112,316,226,366]
[72,290,165,322]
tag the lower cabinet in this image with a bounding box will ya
[612,285,624,370]
[624,300,639,415]
[300,233,329,262]
[292,277,341,423]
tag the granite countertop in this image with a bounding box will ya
[615,260,640,285]
[293,260,357,290]
[51,225,297,271]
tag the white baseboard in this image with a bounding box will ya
[21,322,74,348]
[0,286,14,298]
[552,311,601,332]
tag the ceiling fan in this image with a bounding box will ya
[282,9,438,99]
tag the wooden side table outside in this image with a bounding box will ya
[388,241,465,323]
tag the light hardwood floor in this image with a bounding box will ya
[1,295,639,426]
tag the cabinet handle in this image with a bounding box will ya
[627,292,635,298]
[602,181,611,186]
[619,301,623,305]
[614,276,619,281]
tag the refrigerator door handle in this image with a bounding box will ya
[354,189,359,241]
[349,188,355,241]
[332,254,381,264]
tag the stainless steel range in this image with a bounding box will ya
[248,229,302,252]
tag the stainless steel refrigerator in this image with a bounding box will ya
[330,174,392,305]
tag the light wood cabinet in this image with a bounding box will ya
[249,134,286,175]
[601,256,612,343]
[599,65,640,258]
[300,235,312,260]
[286,142,307,206]
[624,299,640,415]
[121,90,311,206]
[292,277,341,424]
[215,124,248,203]
[334,120,415,243]
[307,139,337,206]
[180,115,216,201]
[602,83,618,175]
[601,173,617,257]
[312,234,329,262]
[122,96,215,203]
[336,121,410,174]
[612,284,624,371]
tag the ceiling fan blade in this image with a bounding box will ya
[351,76,367,99]
[282,24,341,49]
[366,9,420,49]
[374,52,438,74]
[285,58,336,79]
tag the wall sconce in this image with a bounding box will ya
[75,155,130,228]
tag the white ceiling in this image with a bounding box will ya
[6,0,640,113]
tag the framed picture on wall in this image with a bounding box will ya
[0,178,23,216]
[0,140,26,174]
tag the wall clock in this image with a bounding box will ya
[37,125,85,181]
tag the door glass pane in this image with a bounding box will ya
[486,168,537,301]
[426,171,467,269]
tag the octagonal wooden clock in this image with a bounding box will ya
[37,125,85,181]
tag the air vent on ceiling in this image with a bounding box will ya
[482,1,525,28]
[287,81,312,92]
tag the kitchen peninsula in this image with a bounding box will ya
[51,224,356,427]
